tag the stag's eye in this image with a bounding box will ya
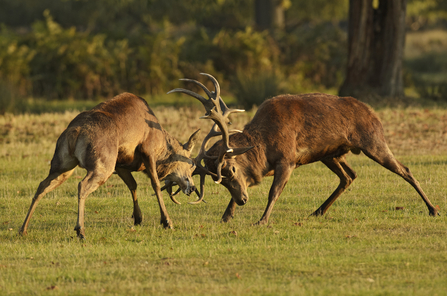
[228,165,237,179]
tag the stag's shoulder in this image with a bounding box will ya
[92,92,150,111]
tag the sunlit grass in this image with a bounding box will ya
[1,106,447,295]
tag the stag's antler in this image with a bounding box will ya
[167,73,251,203]
[168,73,245,183]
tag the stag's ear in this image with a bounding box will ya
[183,129,201,152]
[226,146,254,159]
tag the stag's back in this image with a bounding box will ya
[55,93,166,170]
[244,93,385,164]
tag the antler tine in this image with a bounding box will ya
[161,180,207,205]
[167,88,214,111]
[188,173,206,205]
[194,124,220,173]
[169,73,244,184]
[169,188,182,204]
[218,97,245,121]
[179,78,213,99]
[158,181,182,204]
[200,73,220,102]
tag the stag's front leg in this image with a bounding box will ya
[221,198,237,222]
[115,168,142,225]
[144,156,173,229]
[257,163,294,225]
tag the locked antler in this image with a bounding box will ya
[167,73,250,204]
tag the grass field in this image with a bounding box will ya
[1,103,447,295]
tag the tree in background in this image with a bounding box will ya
[339,0,407,97]
[0,0,446,107]
[255,0,291,31]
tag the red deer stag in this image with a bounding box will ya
[170,74,439,225]
[19,92,200,238]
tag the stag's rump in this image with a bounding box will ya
[246,93,385,165]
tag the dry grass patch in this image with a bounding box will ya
[1,104,446,295]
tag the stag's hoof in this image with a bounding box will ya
[429,210,440,217]
[310,209,324,217]
[160,219,173,229]
[19,229,27,236]
[221,215,233,223]
[252,220,268,226]
[133,216,143,225]
[132,210,143,225]
[74,226,86,239]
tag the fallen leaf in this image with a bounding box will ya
[46,285,58,290]
[366,278,374,283]
[435,205,441,210]
[235,273,241,279]
[345,235,357,238]
[293,222,302,226]
[229,230,237,236]
[395,207,405,211]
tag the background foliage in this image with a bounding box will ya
[0,0,446,113]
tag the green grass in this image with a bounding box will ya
[1,107,447,295]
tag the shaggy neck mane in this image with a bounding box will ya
[155,131,184,180]
[235,129,266,185]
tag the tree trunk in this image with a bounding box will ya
[255,0,284,31]
[339,0,407,97]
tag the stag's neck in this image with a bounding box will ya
[231,130,267,185]
[155,131,184,180]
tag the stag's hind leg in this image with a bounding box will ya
[20,159,77,235]
[115,168,142,225]
[362,144,439,216]
[74,166,115,238]
[311,155,357,216]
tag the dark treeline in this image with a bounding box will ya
[0,0,445,107]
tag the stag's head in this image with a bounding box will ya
[168,73,253,205]
[204,144,252,206]
[158,130,200,204]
